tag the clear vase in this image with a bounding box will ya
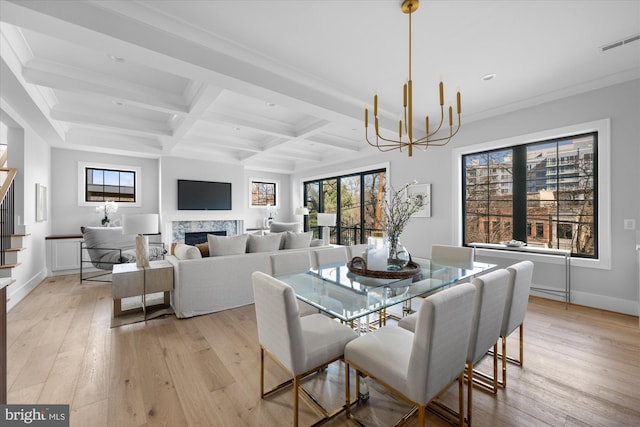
[387,236,410,270]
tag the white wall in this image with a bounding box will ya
[292,79,640,315]
[1,105,51,310]
[244,169,292,229]
[50,148,160,234]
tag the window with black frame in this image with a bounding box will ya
[304,168,386,245]
[85,167,136,203]
[463,132,597,258]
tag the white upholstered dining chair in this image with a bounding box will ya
[399,269,510,426]
[499,260,534,387]
[269,251,318,316]
[431,244,474,269]
[310,246,349,269]
[344,283,477,427]
[251,271,357,427]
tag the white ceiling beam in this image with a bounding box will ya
[50,108,171,137]
[22,60,188,114]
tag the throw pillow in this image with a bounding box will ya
[247,233,282,253]
[208,233,249,256]
[284,231,313,249]
[174,243,202,260]
[195,242,209,257]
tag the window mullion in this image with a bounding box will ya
[512,146,527,242]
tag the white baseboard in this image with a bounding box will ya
[7,269,46,312]
[531,282,638,316]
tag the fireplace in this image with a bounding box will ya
[170,219,243,243]
[184,230,226,246]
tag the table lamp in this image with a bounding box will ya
[317,213,336,246]
[294,207,309,232]
[122,213,159,268]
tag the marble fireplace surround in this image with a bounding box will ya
[171,220,244,243]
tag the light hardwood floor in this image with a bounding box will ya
[6,274,640,426]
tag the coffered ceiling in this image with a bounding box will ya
[1,0,639,173]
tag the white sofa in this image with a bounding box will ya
[168,245,345,318]
[168,224,353,318]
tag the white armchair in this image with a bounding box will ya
[251,271,357,427]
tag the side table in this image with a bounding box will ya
[112,260,173,318]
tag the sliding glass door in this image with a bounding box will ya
[304,168,386,245]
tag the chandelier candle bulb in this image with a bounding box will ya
[403,83,407,106]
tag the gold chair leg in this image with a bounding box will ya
[519,323,524,365]
[293,376,299,427]
[467,362,473,427]
[345,362,351,418]
[502,336,507,388]
[260,347,265,397]
[458,372,465,427]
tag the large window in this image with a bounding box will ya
[304,168,386,245]
[78,162,141,206]
[463,132,597,258]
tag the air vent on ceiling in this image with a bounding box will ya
[601,34,640,52]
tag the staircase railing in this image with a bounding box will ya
[0,168,17,266]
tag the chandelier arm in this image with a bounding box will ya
[366,130,410,150]
[420,121,462,146]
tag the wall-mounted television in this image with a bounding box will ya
[177,180,232,210]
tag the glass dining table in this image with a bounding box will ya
[275,257,495,325]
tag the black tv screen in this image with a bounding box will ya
[178,180,232,210]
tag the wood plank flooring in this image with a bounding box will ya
[6,274,640,426]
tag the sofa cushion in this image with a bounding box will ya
[208,233,249,256]
[195,242,209,257]
[270,221,302,233]
[174,243,202,260]
[284,231,313,249]
[248,233,282,253]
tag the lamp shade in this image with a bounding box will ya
[122,213,159,235]
[317,213,336,227]
[294,207,309,216]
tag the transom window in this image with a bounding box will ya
[463,132,597,258]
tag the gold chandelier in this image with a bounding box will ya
[365,0,462,156]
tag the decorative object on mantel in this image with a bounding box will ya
[96,201,118,226]
[263,204,277,229]
[364,0,462,156]
[317,212,336,246]
[122,213,159,268]
[348,256,421,279]
[384,181,426,269]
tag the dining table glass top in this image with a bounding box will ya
[275,258,495,323]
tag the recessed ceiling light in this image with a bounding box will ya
[266,102,276,107]
[112,100,124,106]
[107,54,125,63]
[233,127,241,131]
[481,73,496,81]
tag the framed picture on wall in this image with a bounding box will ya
[36,183,47,222]
[407,183,431,218]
